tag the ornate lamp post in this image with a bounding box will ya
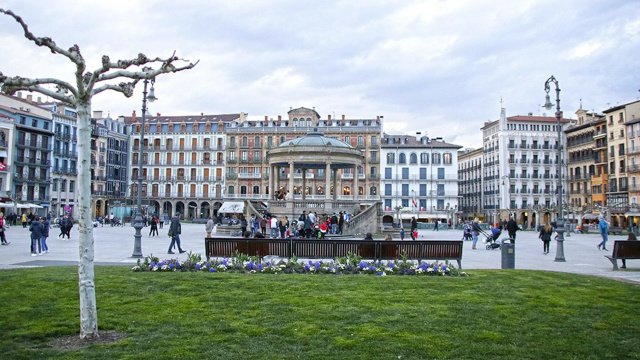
[132,75,157,258]
[544,75,566,262]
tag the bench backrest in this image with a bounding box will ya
[613,240,640,258]
[205,237,463,261]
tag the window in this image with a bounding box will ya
[385,199,392,209]
[420,168,427,179]
[358,136,364,146]
[437,184,444,196]
[402,184,409,196]
[69,180,75,193]
[409,153,417,164]
[432,153,441,164]
[371,136,377,145]
[370,151,378,161]
[399,153,406,164]
[420,153,429,164]
[437,168,445,179]
[402,168,409,179]
[240,186,247,194]
[385,184,392,196]
[385,168,392,179]
[443,153,452,165]
[419,184,426,196]
[386,153,395,164]
[370,186,377,195]
[402,199,409,208]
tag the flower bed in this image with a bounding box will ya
[132,251,465,276]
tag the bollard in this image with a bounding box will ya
[501,239,515,269]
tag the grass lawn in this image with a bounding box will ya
[1,267,639,359]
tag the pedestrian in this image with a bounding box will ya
[597,216,609,251]
[21,212,27,228]
[410,217,417,240]
[253,215,260,235]
[29,215,44,256]
[206,216,215,238]
[621,233,638,268]
[363,233,374,240]
[539,223,553,254]
[149,216,159,237]
[304,216,312,238]
[400,228,405,241]
[331,213,338,234]
[158,214,164,229]
[338,212,344,234]
[279,216,288,238]
[58,214,69,240]
[471,217,482,249]
[240,215,247,235]
[249,215,256,237]
[41,217,50,254]
[64,214,73,239]
[0,212,9,245]
[507,217,519,243]
[167,212,186,254]
[433,219,439,231]
[260,216,267,236]
[270,216,278,238]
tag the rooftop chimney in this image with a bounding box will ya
[37,97,42,103]
[26,94,32,102]
[93,110,103,119]
[415,131,422,141]
[278,115,281,121]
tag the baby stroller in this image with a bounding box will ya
[481,228,502,250]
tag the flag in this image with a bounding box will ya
[412,199,417,207]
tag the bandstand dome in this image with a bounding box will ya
[278,130,352,148]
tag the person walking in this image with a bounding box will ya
[410,217,417,240]
[21,213,27,228]
[338,212,344,234]
[58,214,69,240]
[29,215,44,256]
[206,216,215,238]
[168,212,186,254]
[158,214,164,229]
[249,215,256,237]
[149,216,159,237]
[41,217,50,254]
[507,217,519,243]
[598,216,609,251]
[240,215,247,235]
[471,217,482,250]
[270,216,278,238]
[433,219,439,231]
[539,223,553,254]
[279,216,288,238]
[0,212,9,245]
[260,216,267,236]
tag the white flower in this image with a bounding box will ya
[131,265,140,271]
[161,265,169,271]
[152,266,158,271]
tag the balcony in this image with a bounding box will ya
[238,173,261,179]
[226,173,238,180]
[369,157,379,164]
[227,158,237,164]
[341,173,354,179]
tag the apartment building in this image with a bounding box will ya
[481,108,574,228]
[380,133,461,226]
[124,112,239,219]
[224,107,381,202]
[458,147,483,221]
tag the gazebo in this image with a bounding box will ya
[266,130,370,217]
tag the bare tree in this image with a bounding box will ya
[0,9,198,339]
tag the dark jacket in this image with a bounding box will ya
[539,228,552,241]
[29,220,44,240]
[507,219,519,234]
[169,217,181,235]
[42,220,50,237]
[411,219,417,230]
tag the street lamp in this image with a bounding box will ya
[132,75,157,258]
[544,75,566,262]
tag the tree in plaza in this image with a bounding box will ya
[0,9,198,339]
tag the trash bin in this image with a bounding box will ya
[501,239,515,269]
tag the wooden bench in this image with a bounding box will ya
[604,240,640,270]
[608,227,624,235]
[205,237,464,268]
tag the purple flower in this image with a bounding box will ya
[222,259,228,266]
[196,264,201,270]
[389,262,395,268]
[315,262,320,270]
[258,263,263,271]
[368,265,376,271]
[358,261,366,269]
[248,261,255,270]
[169,263,174,270]
[304,264,311,271]
[175,261,180,268]
[376,271,383,276]
[442,265,447,271]
[309,260,313,265]
[206,262,210,268]
[150,261,156,268]
[209,267,216,272]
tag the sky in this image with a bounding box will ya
[1,0,639,149]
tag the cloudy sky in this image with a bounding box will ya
[1,0,639,148]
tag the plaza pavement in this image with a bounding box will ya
[0,222,639,284]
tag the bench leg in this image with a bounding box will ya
[606,256,619,270]
[457,259,462,269]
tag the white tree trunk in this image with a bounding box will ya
[76,100,98,339]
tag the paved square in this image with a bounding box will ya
[0,223,638,283]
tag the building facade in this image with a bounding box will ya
[224,107,381,203]
[481,108,574,228]
[124,112,239,219]
[380,133,462,226]
[457,147,483,221]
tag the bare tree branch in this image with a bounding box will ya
[1,74,78,98]
[96,59,199,83]
[91,80,140,97]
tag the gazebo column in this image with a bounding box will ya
[271,165,277,199]
[353,164,359,201]
[289,161,294,199]
[325,163,331,200]
[302,168,306,200]
[333,168,338,201]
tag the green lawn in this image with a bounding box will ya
[1,267,639,359]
